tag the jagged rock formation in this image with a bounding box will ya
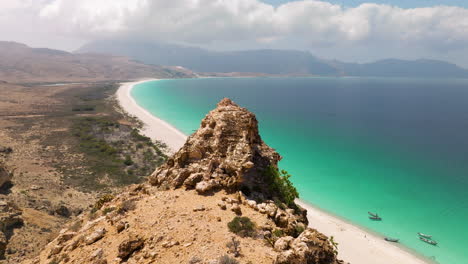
[149,98,281,196]
[27,98,343,264]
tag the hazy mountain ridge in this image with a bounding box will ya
[78,40,468,78]
[0,41,195,83]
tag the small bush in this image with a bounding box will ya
[117,199,137,214]
[123,155,134,166]
[94,194,115,210]
[272,229,285,238]
[218,255,239,264]
[263,166,299,206]
[227,216,256,237]
[102,207,115,215]
[226,237,241,257]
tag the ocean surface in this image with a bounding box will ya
[132,77,468,263]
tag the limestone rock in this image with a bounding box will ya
[149,98,281,197]
[118,235,144,261]
[230,204,242,215]
[275,228,338,264]
[85,228,106,245]
[57,232,76,244]
[274,236,294,251]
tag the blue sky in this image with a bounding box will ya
[263,0,467,8]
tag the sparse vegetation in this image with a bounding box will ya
[263,165,299,207]
[227,216,256,238]
[226,237,241,257]
[68,115,166,189]
[218,255,239,264]
[117,199,137,214]
[102,207,116,215]
[330,236,339,255]
[94,194,115,210]
[272,229,285,238]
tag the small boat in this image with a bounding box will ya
[417,232,432,239]
[384,237,399,243]
[369,215,382,221]
[368,211,378,217]
[419,237,438,246]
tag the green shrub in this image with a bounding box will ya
[94,194,115,210]
[123,155,134,166]
[227,216,256,237]
[272,229,285,238]
[102,207,115,215]
[263,166,299,206]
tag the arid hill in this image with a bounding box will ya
[0,41,194,83]
[28,99,343,264]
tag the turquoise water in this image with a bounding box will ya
[132,77,468,263]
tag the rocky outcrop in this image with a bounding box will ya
[275,229,339,264]
[150,98,281,198]
[149,98,341,264]
[0,164,12,188]
[0,200,23,258]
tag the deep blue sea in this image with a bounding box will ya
[132,77,468,263]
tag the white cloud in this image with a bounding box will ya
[1,0,468,65]
[36,0,468,51]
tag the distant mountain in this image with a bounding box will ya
[77,41,338,75]
[334,59,468,78]
[0,41,194,83]
[78,40,468,78]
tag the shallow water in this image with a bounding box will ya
[132,77,468,263]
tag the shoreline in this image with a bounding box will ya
[116,79,188,152]
[117,79,430,264]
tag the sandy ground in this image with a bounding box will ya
[117,80,430,264]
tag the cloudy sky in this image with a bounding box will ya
[2,0,468,67]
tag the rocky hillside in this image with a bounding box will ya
[0,41,195,83]
[28,99,343,264]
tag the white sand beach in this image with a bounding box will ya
[117,79,429,264]
[116,79,187,152]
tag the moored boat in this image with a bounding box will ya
[369,215,382,221]
[368,211,378,217]
[417,232,432,239]
[419,236,437,245]
[384,237,399,242]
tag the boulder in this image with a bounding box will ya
[230,204,242,215]
[118,235,144,260]
[85,228,106,245]
[0,165,12,188]
[274,236,294,251]
[275,228,338,264]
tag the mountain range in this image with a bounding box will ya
[0,41,193,83]
[78,40,468,78]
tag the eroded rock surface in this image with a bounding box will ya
[0,164,12,188]
[149,98,281,197]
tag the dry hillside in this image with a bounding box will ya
[28,99,344,264]
[0,41,194,83]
